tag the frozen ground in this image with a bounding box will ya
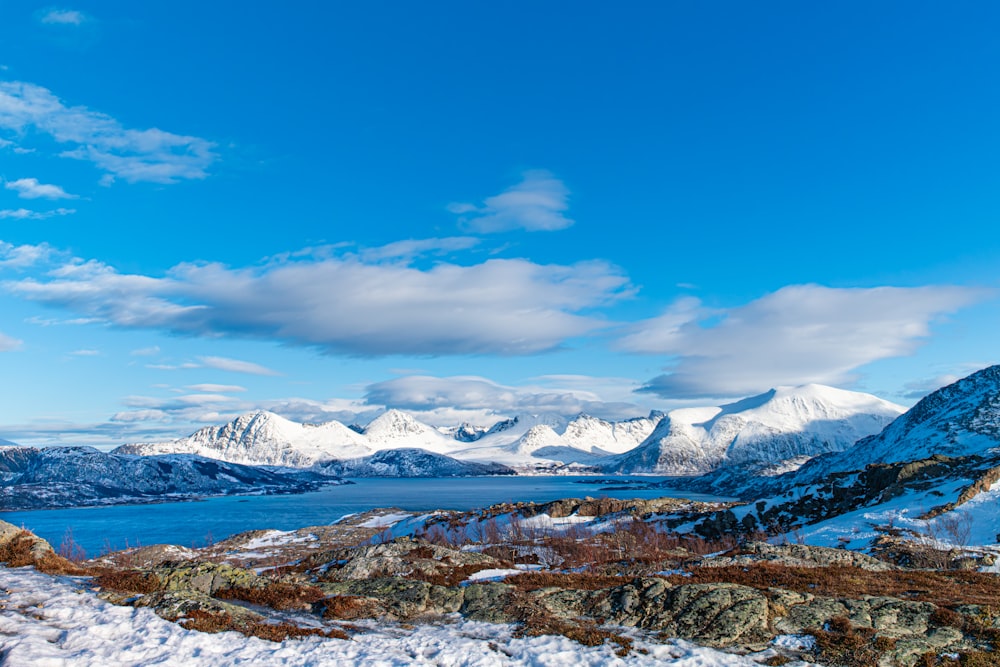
[0,566,819,667]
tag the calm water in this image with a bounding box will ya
[3,476,715,557]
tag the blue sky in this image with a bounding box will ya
[0,1,997,447]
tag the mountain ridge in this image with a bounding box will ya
[111,384,902,476]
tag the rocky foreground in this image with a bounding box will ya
[3,496,1000,667]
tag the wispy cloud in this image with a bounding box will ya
[0,332,22,351]
[359,237,479,262]
[70,348,100,356]
[185,383,247,393]
[105,394,376,443]
[896,362,991,400]
[198,356,280,376]
[449,170,574,233]
[129,345,160,356]
[5,177,77,200]
[625,284,992,399]
[143,356,278,376]
[0,208,75,220]
[2,242,631,356]
[40,9,88,25]
[0,81,217,184]
[364,374,645,423]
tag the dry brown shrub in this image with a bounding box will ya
[248,622,349,642]
[916,651,1000,667]
[0,530,88,575]
[321,595,379,620]
[928,606,965,629]
[215,583,326,611]
[407,563,496,587]
[33,552,89,576]
[506,589,633,657]
[510,572,631,592]
[179,609,349,642]
[810,616,881,667]
[0,530,46,567]
[93,569,162,594]
[665,563,1000,607]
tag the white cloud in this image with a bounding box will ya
[359,237,479,262]
[185,384,247,393]
[449,170,574,233]
[0,332,22,351]
[0,81,216,184]
[364,375,646,423]
[625,284,992,399]
[0,241,60,268]
[40,9,87,25]
[198,356,281,376]
[146,362,201,371]
[70,348,100,356]
[110,409,168,423]
[0,208,75,220]
[107,394,377,440]
[897,362,991,400]
[129,345,160,356]
[2,242,632,356]
[5,177,77,200]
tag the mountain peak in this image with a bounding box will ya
[821,364,1000,472]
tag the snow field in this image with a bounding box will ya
[0,566,818,667]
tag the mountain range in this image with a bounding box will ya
[4,367,1000,522]
[113,383,905,477]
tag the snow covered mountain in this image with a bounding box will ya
[115,410,654,472]
[0,446,339,510]
[112,386,901,477]
[440,412,662,472]
[116,411,372,466]
[363,410,462,454]
[607,385,905,476]
[802,365,1000,478]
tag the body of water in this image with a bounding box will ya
[3,476,718,557]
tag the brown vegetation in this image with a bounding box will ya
[0,529,88,575]
[809,616,888,667]
[505,589,634,658]
[178,609,349,642]
[93,569,162,594]
[508,572,631,591]
[666,563,1000,607]
[215,583,327,611]
[321,595,380,620]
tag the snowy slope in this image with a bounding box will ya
[802,365,1000,480]
[608,385,904,475]
[116,411,372,467]
[559,413,663,455]
[362,409,461,454]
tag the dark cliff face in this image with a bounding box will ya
[0,446,39,475]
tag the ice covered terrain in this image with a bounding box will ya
[0,566,803,667]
